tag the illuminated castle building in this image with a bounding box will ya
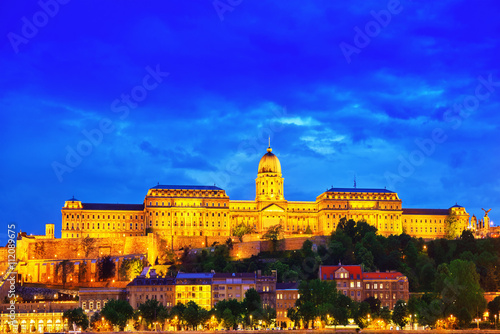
[61,145,470,240]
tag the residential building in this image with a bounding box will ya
[319,265,409,309]
[175,272,214,309]
[212,272,255,306]
[126,271,175,308]
[79,287,126,315]
[256,270,277,309]
[276,282,299,328]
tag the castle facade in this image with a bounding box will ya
[61,145,470,240]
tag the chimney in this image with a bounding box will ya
[149,269,157,278]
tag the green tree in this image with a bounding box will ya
[328,229,354,265]
[488,296,500,323]
[233,223,253,241]
[267,261,290,283]
[101,299,134,331]
[404,241,418,268]
[97,255,116,281]
[444,212,461,240]
[222,308,236,329]
[407,295,424,326]
[332,293,351,327]
[183,301,207,330]
[301,239,315,258]
[352,301,371,329]
[119,258,144,281]
[63,308,89,330]
[296,279,338,328]
[243,288,262,315]
[138,298,167,326]
[364,296,381,316]
[296,301,316,329]
[89,312,102,331]
[439,259,486,318]
[419,297,443,328]
[355,244,375,272]
[419,262,436,292]
[215,299,243,329]
[392,300,408,328]
[170,302,187,329]
[353,220,378,243]
[457,307,472,328]
[262,305,277,327]
[336,218,356,238]
[286,307,300,327]
[379,307,392,328]
[330,301,348,328]
[262,224,284,252]
[282,269,299,283]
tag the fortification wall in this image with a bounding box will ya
[5,232,331,287]
[0,248,9,274]
[230,235,329,258]
[17,235,150,262]
[231,241,261,258]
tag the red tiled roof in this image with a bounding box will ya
[362,272,404,279]
[320,265,363,279]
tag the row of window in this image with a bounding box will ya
[325,194,398,200]
[367,292,401,300]
[66,214,143,220]
[287,225,316,231]
[176,292,211,299]
[82,300,102,311]
[337,281,362,288]
[276,293,298,300]
[65,233,140,238]
[149,191,224,197]
[149,201,227,207]
[64,222,142,230]
[405,219,444,223]
[149,211,227,217]
[277,302,294,309]
[149,221,228,228]
[410,227,442,233]
[366,282,405,290]
[157,231,228,237]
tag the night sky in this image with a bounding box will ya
[1,1,499,243]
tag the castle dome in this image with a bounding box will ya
[258,146,282,175]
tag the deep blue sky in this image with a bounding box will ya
[1,1,499,243]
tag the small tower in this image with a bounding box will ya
[46,223,55,238]
[255,143,285,201]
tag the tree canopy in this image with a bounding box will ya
[101,299,134,331]
[63,308,89,330]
